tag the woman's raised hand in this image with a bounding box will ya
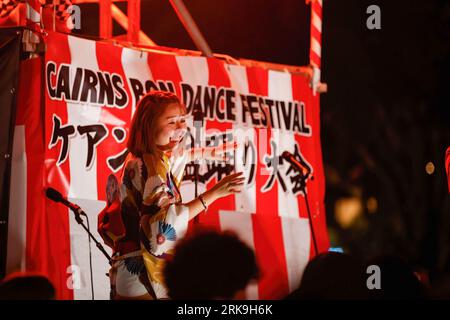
[189,172,245,220]
[209,172,245,200]
[202,141,239,162]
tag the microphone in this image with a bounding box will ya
[192,106,204,128]
[281,150,318,255]
[45,187,86,216]
[191,106,204,149]
[281,151,310,177]
[192,106,204,146]
[191,105,204,209]
[192,105,204,121]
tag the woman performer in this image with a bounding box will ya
[101,91,244,300]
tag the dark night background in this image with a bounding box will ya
[75,0,450,282]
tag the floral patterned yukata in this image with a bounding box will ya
[119,142,190,299]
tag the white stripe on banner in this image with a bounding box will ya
[7,125,27,274]
[67,35,101,200]
[311,38,322,58]
[268,70,299,218]
[66,36,111,300]
[26,4,40,23]
[219,210,259,299]
[281,216,311,293]
[226,64,256,213]
[312,12,322,33]
[121,49,152,116]
[176,56,209,203]
[175,56,209,86]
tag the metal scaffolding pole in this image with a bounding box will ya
[168,0,213,57]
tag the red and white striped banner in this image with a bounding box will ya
[0,0,42,27]
[8,31,329,299]
[26,0,40,24]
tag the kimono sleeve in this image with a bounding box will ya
[140,168,189,257]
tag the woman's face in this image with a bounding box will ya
[153,103,188,152]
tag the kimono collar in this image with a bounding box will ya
[143,148,171,173]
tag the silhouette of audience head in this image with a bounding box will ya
[0,272,55,300]
[288,252,368,299]
[164,230,259,299]
[367,255,426,299]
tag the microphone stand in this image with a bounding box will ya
[192,108,204,224]
[301,180,319,257]
[285,158,319,257]
[70,207,112,264]
[193,161,200,225]
[69,206,112,300]
[194,162,199,199]
[46,188,112,299]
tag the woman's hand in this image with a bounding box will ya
[208,171,245,200]
[189,141,239,162]
[186,171,245,220]
[209,141,239,162]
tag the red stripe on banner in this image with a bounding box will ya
[147,53,183,97]
[17,58,44,282]
[291,74,314,220]
[246,67,290,298]
[41,31,73,299]
[199,58,233,231]
[15,58,36,126]
[310,50,321,68]
[95,43,133,202]
[310,93,329,253]
[246,67,278,216]
[291,73,319,259]
[293,73,329,254]
[251,214,289,299]
[312,1,322,20]
[310,25,322,46]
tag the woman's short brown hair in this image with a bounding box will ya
[127,91,185,157]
